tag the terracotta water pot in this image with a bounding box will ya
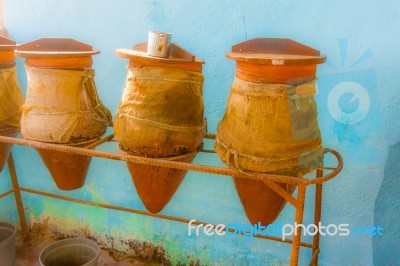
[217,38,326,225]
[0,37,21,172]
[115,42,205,213]
[0,36,16,68]
[127,152,197,213]
[0,127,18,172]
[15,38,111,190]
[35,139,96,191]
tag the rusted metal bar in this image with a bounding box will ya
[0,189,13,199]
[0,135,342,186]
[7,153,29,240]
[0,133,342,264]
[311,169,324,266]
[262,179,300,208]
[18,186,313,247]
[84,134,114,149]
[205,133,216,139]
[290,184,307,266]
[308,248,320,266]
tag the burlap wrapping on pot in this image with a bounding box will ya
[114,66,206,158]
[21,65,112,143]
[0,66,24,128]
[215,77,323,174]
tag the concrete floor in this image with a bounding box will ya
[14,231,161,266]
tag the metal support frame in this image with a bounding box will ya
[0,133,342,265]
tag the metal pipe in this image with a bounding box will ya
[7,154,29,240]
[311,169,324,266]
[262,179,299,208]
[290,184,307,266]
[308,248,320,266]
[0,189,13,199]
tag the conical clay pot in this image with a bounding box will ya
[217,38,326,225]
[35,140,95,191]
[15,38,111,190]
[127,152,197,213]
[0,127,18,172]
[234,171,298,226]
[115,41,205,213]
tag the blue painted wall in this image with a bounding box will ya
[1,0,399,265]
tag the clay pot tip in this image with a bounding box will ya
[127,152,197,213]
[35,148,92,191]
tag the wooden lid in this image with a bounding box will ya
[116,42,204,72]
[15,38,100,58]
[226,38,326,65]
[0,36,16,51]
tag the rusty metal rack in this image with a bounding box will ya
[0,132,342,266]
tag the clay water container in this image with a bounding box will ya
[0,36,23,172]
[215,38,326,225]
[0,36,16,68]
[15,38,112,190]
[115,41,205,213]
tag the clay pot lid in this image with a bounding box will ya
[226,38,326,66]
[115,42,205,65]
[15,38,100,58]
[0,36,16,51]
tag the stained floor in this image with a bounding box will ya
[14,231,161,266]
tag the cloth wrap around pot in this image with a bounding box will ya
[215,76,324,225]
[0,66,24,172]
[0,66,24,129]
[215,76,323,174]
[21,65,112,144]
[114,66,206,158]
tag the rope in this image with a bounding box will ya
[216,136,322,166]
[118,112,206,133]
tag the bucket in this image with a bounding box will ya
[39,238,99,266]
[0,222,16,266]
[216,38,326,225]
